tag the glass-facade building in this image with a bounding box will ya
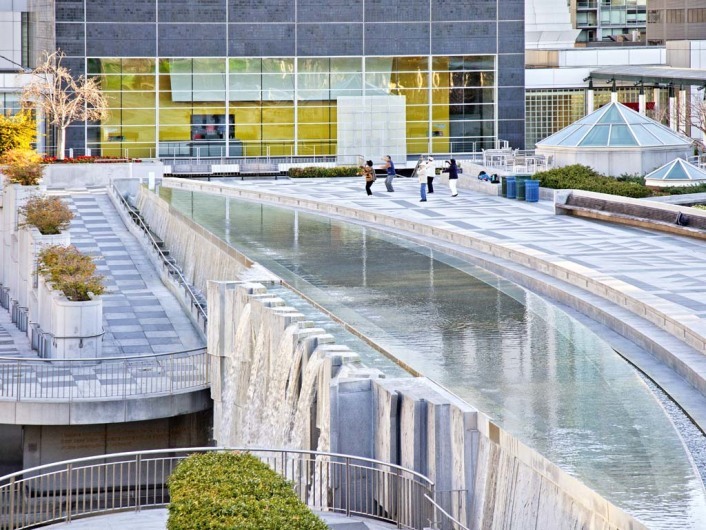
[55,0,525,158]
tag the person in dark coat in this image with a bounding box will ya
[446,159,459,197]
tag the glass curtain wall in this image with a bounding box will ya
[88,55,496,159]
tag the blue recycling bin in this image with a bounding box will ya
[506,177,516,199]
[525,179,540,202]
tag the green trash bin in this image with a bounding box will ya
[501,176,509,198]
[515,175,531,201]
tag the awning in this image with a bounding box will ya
[590,66,706,87]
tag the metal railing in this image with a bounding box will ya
[109,185,208,332]
[0,348,208,402]
[0,447,445,530]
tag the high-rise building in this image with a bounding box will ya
[571,0,647,44]
[647,1,706,45]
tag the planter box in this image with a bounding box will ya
[1,184,39,297]
[49,292,103,359]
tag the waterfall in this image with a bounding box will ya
[289,353,326,449]
[242,320,268,444]
[218,302,252,446]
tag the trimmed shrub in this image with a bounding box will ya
[0,112,36,155]
[534,164,651,198]
[659,183,706,195]
[694,204,706,211]
[1,148,44,186]
[42,155,140,164]
[37,245,105,301]
[167,452,328,530]
[20,195,74,235]
[288,166,358,178]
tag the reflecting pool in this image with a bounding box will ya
[163,188,706,528]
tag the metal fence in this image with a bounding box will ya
[0,348,208,401]
[0,447,451,530]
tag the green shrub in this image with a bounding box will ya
[693,204,706,210]
[288,166,358,178]
[1,148,44,186]
[534,164,651,198]
[37,245,105,301]
[20,195,74,234]
[167,452,328,530]
[659,183,706,195]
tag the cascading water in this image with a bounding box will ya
[242,320,268,444]
[218,302,251,446]
[290,353,326,450]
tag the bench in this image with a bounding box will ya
[556,192,706,239]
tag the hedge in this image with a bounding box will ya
[288,166,358,178]
[167,452,328,530]
[533,164,652,198]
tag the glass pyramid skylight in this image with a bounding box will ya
[537,102,692,148]
[644,158,706,182]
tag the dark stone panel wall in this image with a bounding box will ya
[158,24,227,56]
[297,24,363,56]
[228,0,293,23]
[498,21,524,53]
[498,0,524,20]
[432,22,496,55]
[432,0,496,20]
[497,53,524,87]
[86,24,156,56]
[159,0,227,23]
[297,0,363,23]
[229,24,295,56]
[364,0,429,22]
[55,23,84,56]
[364,23,429,56]
[85,2,156,23]
[55,0,84,21]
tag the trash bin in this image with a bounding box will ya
[515,175,531,201]
[525,179,540,202]
[506,177,516,199]
[501,176,509,198]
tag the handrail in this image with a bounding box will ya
[424,494,471,530]
[0,348,209,402]
[0,345,205,363]
[0,447,442,530]
[110,184,207,323]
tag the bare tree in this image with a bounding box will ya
[20,51,108,159]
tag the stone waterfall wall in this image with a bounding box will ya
[209,280,645,530]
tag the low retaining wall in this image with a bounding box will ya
[207,280,645,529]
[42,162,165,190]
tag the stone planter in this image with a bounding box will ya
[49,294,103,359]
[25,228,71,331]
[1,184,39,303]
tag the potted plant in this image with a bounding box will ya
[37,245,105,358]
[17,195,73,335]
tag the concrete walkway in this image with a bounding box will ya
[167,175,706,428]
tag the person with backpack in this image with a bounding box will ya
[361,160,376,196]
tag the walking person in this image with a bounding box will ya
[446,158,459,197]
[426,156,435,193]
[418,156,429,202]
[361,160,376,196]
[383,155,395,192]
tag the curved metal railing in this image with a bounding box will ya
[0,347,209,401]
[0,447,438,530]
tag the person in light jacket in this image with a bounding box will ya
[418,156,429,202]
[446,158,459,197]
[383,155,395,192]
[426,156,435,193]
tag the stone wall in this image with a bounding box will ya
[208,279,645,530]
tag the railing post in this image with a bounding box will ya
[66,463,73,522]
[135,454,142,512]
[15,359,20,401]
[122,360,128,399]
[9,476,16,530]
[396,468,402,529]
[345,457,351,517]
[169,354,174,395]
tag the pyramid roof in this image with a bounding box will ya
[537,102,692,149]
[644,158,706,182]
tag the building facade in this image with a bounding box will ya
[647,1,706,45]
[571,0,646,44]
[51,0,525,159]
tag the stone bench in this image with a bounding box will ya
[556,190,706,239]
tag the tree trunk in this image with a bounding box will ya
[57,127,66,160]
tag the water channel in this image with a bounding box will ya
[162,187,706,528]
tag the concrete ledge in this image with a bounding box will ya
[0,388,211,425]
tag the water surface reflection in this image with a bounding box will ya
[164,188,706,528]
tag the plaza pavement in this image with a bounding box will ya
[188,174,706,429]
[0,191,204,399]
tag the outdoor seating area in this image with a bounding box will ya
[482,148,553,174]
